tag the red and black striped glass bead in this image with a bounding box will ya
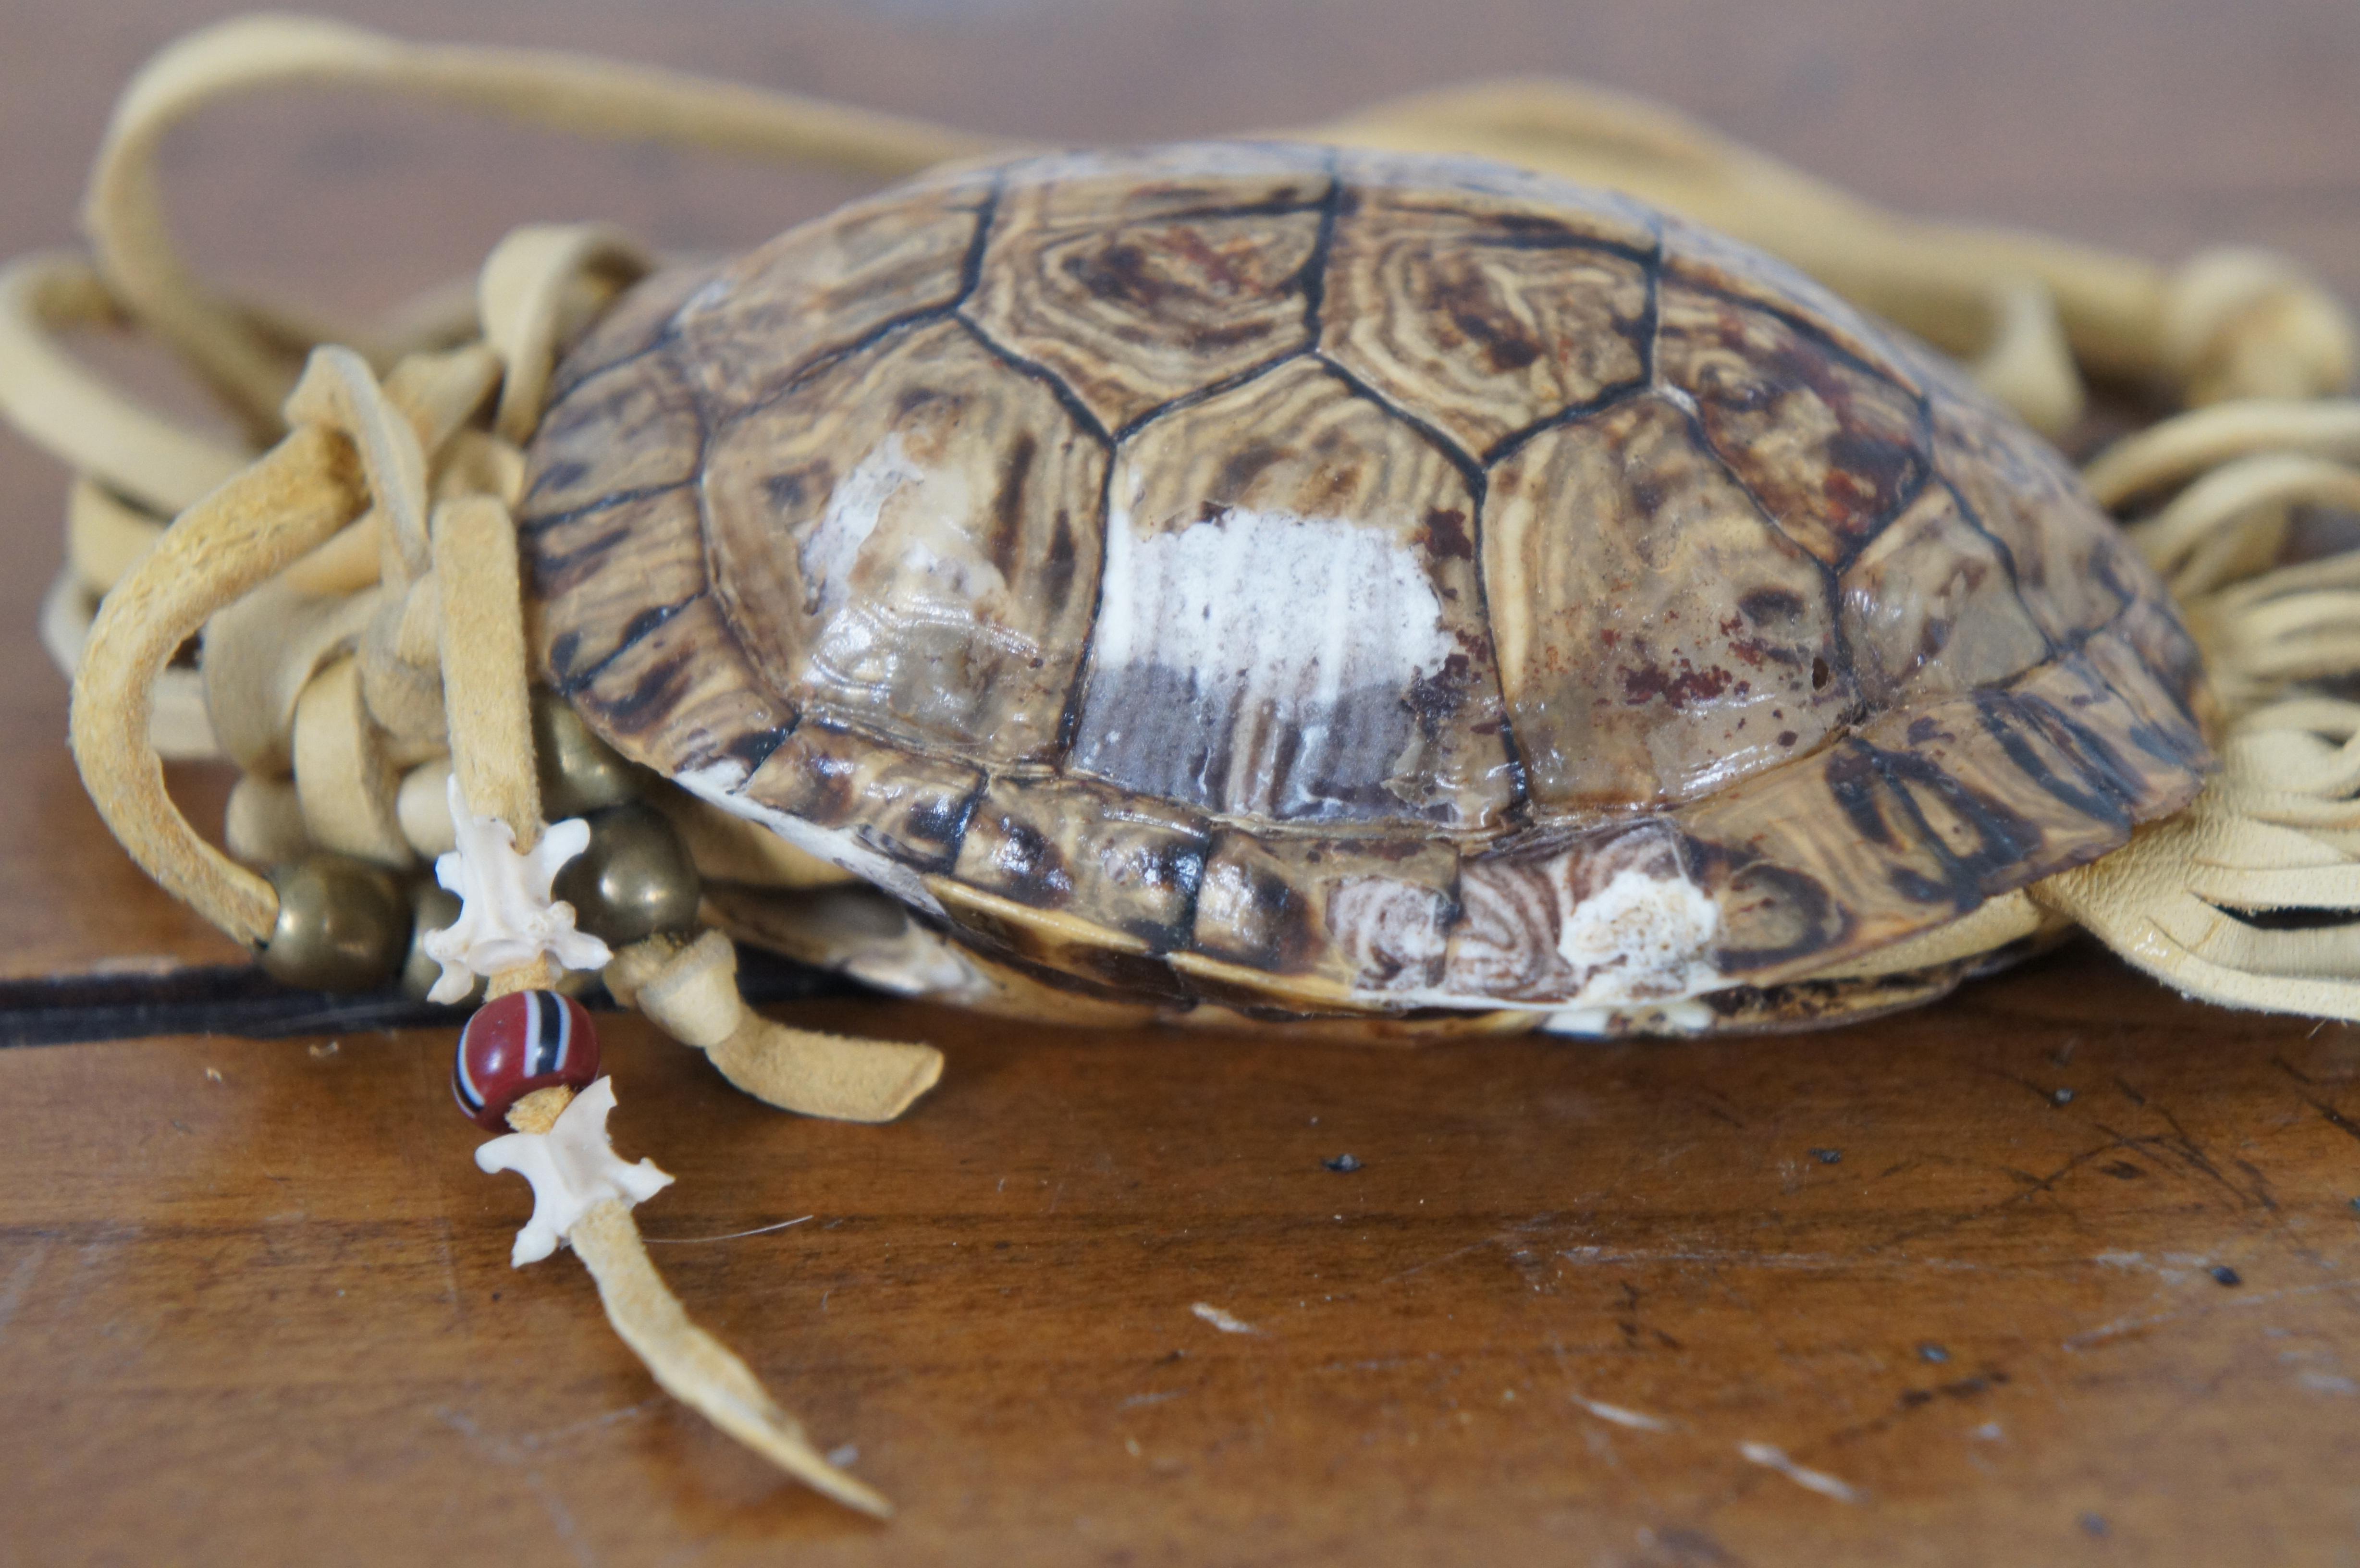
[453,990,601,1130]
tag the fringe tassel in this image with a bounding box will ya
[570,1200,891,1518]
[2034,404,2360,1020]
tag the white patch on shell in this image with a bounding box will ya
[1550,866,1722,1007]
[674,760,946,918]
[811,890,992,1001]
[681,275,734,317]
[1543,998,1718,1036]
[796,431,924,618]
[840,928,987,999]
[795,433,1035,706]
[1392,830,1724,1014]
[1077,503,1456,815]
[1094,501,1456,691]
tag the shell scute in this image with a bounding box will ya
[1439,821,1720,1005]
[1671,744,1971,982]
[527,486,704,691]
[524,350,701,519]
[545,257,727,407]
[1932,399,2131,644]
[671,177,989,416]
[1660,215,1924,396]
[964,145,1328,433]
[737,723,983,871]
[925,876,1196,1002]
[1188,831,1460,996]
[1339,150,1661,254]
[1656,277,1929,566]
[2077,624,2212,778]
[1682,840,1853,976]
[2109,588,2212,731]
[950,773,1209,951]
[1483,393,1854,810]
[1829,737,2041,911]
[1856,656,2188,866]
[701,317,1107,765]
[1837,481,2052,706]
[1320,182,1652,456]
[1992,638,2208,817]
[1067,357,1513,828]
[564,593,790,781]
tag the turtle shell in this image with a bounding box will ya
[519,143,2212,1026]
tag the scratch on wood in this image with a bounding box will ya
[2272,1054,2322,1087]
[2091,1250,2229,1281]
[2290,1089,2360,1149]
[1561,1244,1987,1273]
[1738,1440,1860,1503]
[1573,1393,1672,1431]
[0,1242,47,1337]
[521,1470,599,1568]
[435,1405,650,1568]
[1380,1232,1524,1284]
[433,1400,662,1460]
[2064,1277,2360,1350]
[1371,1216,1571,1288]
[644,1215,812,1245]
[1192,1302,1260,1335]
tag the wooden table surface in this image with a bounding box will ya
[6,2,2360,1563]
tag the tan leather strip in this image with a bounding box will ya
[569,1200,891,1518]
[70,421,364,945]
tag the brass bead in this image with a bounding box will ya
[553,801,701,948]
[533,689,640,819]
[261,855,409,992]
[400,882,481,1004]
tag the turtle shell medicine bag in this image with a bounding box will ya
[8,15,2360,1512]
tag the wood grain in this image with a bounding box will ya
[7,956,2360,1566]
[4,0,2360,1562]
